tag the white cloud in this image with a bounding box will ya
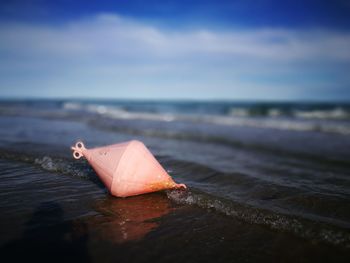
[0,13,349,99]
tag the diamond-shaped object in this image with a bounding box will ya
[71,140,186,197]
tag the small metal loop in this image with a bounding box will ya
[71,141,86,160]
[73,150,83,160]
[75,141,85,150]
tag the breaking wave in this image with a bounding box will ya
[62,102,350,135]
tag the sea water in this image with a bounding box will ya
[0,99,349,262]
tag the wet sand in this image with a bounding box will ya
[0,159,349,263]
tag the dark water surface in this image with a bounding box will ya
[0,100,350,262]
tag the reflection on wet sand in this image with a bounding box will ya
[0,193,174,262]
[85,192,172,243]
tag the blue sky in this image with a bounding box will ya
[0,0,350,100]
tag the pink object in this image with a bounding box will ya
[71,140,186,197]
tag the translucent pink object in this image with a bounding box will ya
[71,140,186,197]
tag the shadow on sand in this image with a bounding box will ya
[0,201,90,263]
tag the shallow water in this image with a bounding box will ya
[0,100,350,262]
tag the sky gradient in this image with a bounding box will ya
[0,0,350,101]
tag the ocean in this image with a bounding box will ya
[0,99,349,262]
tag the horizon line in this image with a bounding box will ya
[0,96,349,104]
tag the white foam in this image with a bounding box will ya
[63,102,350,135]
[62,102,84,110]
[228,108,250,117]
[268,108,282,117]
[294,108,349,120]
